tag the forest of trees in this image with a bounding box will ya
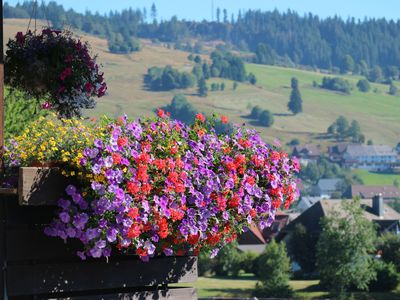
[5,1,400,73]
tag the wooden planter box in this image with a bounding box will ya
[0,167,198,299]
[18,167,75,206]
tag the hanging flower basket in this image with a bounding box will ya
[5,29,107,118]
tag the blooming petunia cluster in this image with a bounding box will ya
[45,114,300,261]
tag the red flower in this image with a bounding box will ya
[272,199,281,209]
[157,109,166,118]
[176,249,186,256]
[137,153,151,164]
[228,194,240,208]
[196,113,205,123]
[250,209,257,218]
[175,183,186,193]
[141,183,152,194]
[223,223,231,234]
[140,142,152,153]
[117,137,129,148]
[217,195,227,211]
[271,151,281,161]
[170,209,185,222]
[234,155,246,167]
[239,138,252,148]
[127,181,140,195]
[127,207,139,219]
[154,159,167,171]
[137,165,149,182]
[245,176,256,186]
[221,115,228,124]
[84,82,93,93]
[136,248,147,257]
[127,224,141,239]
[168,171,179,184]
[169,146,178,155]
[60,67,72,81]
[207,233,222,246]
[112,153,122,164]
[158,218,169,239]
[226,233,237,243]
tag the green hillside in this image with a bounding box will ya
[4,19,400,148]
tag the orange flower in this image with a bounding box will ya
[221,115,228,124]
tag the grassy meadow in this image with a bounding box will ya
[353,169,400,186]
[4,19,400,149]
[174,276,400,299]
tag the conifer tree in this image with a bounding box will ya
[288,77,303,114]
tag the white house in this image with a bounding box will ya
[342,145,398,171]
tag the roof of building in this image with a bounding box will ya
[238,224,266,245]
[345,145,397,157]
[239,213,292,245]
[319,199,400,221]
[293,144,321,157]
[296,197,322,211]
[351,185,400,199]
[261,214,290,243]
[328,143,354,155]
[317,178,343,192]
[277,199,400,241]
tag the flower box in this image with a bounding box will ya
[18,166,75,206]
[0,194,198,299]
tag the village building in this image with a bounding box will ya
[342,145,398,171]
[292,144,321,166]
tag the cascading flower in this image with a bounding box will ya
[45,115,300,261]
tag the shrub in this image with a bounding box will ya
[240,251,259,274]
[389,84,398,96]
[162,94,197,125]
[259,110,274,127]
[4,89,49,139]
[321,77,352,94]
[377,233,400,272]
[368,261,400,292]
[198,251,215,276]
[357,79,370,92]
[250,106,262,119]
[213,242,243,277]
[317,199,376,293]
[254,240,293,298]
[144,66,195,91]
[288,138,300,146]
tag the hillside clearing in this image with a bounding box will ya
[4,19,400,148]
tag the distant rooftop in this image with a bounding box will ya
[317,178,343,191]
[351,185,400,199]
[319,199,400,221]
[345,145,397,157]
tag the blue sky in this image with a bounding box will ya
[5,0,400,21]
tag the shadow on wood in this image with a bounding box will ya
[18,167,75,206]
